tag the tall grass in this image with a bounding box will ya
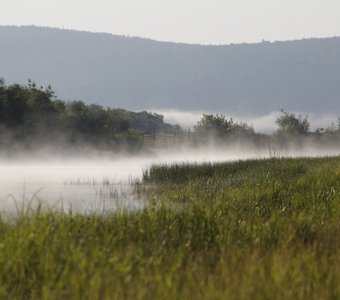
[0,157,339,299]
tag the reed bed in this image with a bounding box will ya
[0,157,339,299]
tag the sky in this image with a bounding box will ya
[1,0,340,44]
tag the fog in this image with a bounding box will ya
[1,142,340,215]
[153,109,339,133]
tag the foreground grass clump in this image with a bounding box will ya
[0,157,339,299]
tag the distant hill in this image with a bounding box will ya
[1,26,340,115]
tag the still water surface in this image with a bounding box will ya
[0,149,244,214]
[0,159,145,214]
[1,147,338,214]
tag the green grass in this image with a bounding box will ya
[0,157,339,299]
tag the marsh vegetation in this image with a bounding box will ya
[0,156,338,299]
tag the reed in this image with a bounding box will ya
[0,156,339,299]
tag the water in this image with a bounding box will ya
[0,148,244,214]
[1,146,339,214]
[0,159,146,214]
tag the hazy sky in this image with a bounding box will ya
[1,0,340,44]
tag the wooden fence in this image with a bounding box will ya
[143,130,194,146]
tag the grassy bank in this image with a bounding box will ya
[0,157,339,299]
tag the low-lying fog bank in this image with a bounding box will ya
[154,109,340,133]
[0,144,339,214]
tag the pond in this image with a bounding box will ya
[0,146,338,214]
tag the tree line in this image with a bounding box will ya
[0,79,179,151]
[194,111,340,148]
[1,79,340,152]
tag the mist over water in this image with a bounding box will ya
[153,109,339,133]
[1,143,340,214]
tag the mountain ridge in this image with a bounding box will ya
[2,25,339,46]
[1,25,340,114]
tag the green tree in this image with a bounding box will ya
[0,78,5,89]
[195,114,254,140]
[275,110,310,135]
[195,114,234,137]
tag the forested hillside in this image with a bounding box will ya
[1,26,340,114]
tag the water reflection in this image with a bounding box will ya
[1,146,338,214]
[0,162,146,214]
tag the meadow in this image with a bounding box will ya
[0,156,339,299]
